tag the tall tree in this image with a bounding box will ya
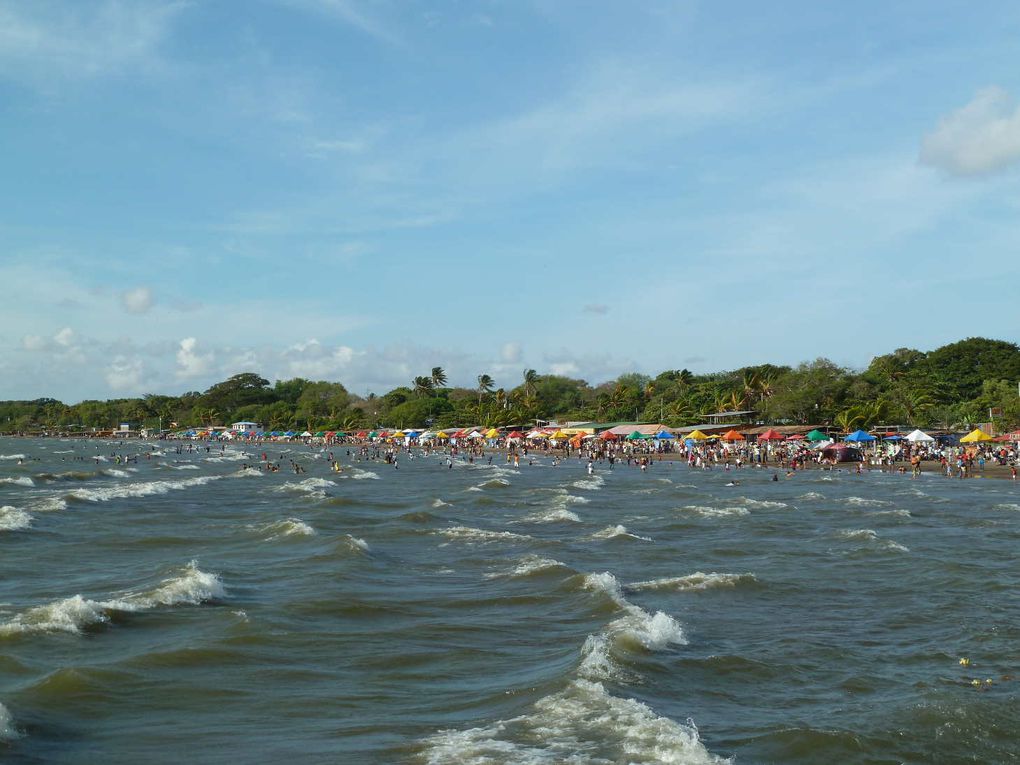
[430,367,448,389]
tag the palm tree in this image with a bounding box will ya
[833,409,862,433]
[477,374,494,406]
[431,367,447,389]
[413,376,434,398]
[522,369,539,398]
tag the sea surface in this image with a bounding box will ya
[1,439,1018,764]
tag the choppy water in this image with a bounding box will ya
[1,439,1018,764]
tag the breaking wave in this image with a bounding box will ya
[420,678,728,764]
[0,506,32,532]
[628,572,758,592]
[0,561,224,636]
[258,518,317,539]
[592,525,653,542]
[434,526,532,545]
[0,702,15,741]
[679,505,750,518]
[837,528,909,553]
[0,477,34,487]
[68,476,222,502]
[484,555,567,579]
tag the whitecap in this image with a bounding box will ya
[797,492,825,500]
[0,702,17,741]
[0,561,224,636]
[484,555,565,580]
[350,469,379,480]
[993,503,1020,512]
[69,475,221,502]
[431,498,451,508]
[259,518,317,540]
[736,498,788,509]
[0,477,34,487]
[32,497,67,512]
[591,524,652,542]
[420,678,728,765]
[103,469,131,478]
[0,454,26,461]
[629,572,758,592]
[523,507,581,523]
[166,464,201,471]
[571,474,606,491]
[678,505,750,518]
[0,506,32,532]
[846,496,891,507]
[435,526,532,545]
[837,528,909,553]
[345,535,369,553]
[237,467,263,477]
[276,477,336,497]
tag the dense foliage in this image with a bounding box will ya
[2,338,1018,433]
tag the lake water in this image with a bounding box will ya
[1,439,1018,764]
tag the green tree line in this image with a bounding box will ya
[2,338,1018,433]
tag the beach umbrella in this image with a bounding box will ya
[687,430,709,440]
[721,430,745,441]
[960,428,993,443]
[905,429,934,443]
[805,429,829,442]
[844,430,877,442]
[757,429,785,441]
[655,430,674,439]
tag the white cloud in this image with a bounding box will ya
[105,355,146,392]
[0,0,186,85]
[122,286,154,314]
[920,87,1020,176]
[176,337,214,378]
[500,342,522,364]
[53,327,74,347]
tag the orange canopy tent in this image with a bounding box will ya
[721,430,745,441]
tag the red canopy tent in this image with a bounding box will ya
[758,429,785,441]
[507,431,524,439]
[599,431,619,441]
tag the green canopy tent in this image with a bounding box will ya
[625,431,648,440]
[806,429,829,442]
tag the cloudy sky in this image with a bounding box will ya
[2,1,1019,402]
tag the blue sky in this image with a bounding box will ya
[2,1,1019,402]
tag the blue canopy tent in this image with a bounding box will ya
[655,430,674,439]
[845,430,877,442]
[883,434,903,441]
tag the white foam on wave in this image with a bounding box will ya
[431,498,451,507]
[628,572,757,592]
[167,464,201,470]
[798,492,825,500]
[846,496,891,507]
[0,561,224,636]
[277,477,336,497]
[345,535,369,552]
[32,497,67,512]
[484,555,565,579]
[0,454,25,460]
[591,524,653,542]
[103,468,131,478]
[736,497,788,509]
[837,528,909,553]
[0,477,33,487]
[0,701,16,741]
[679,505,750,518]
[524,507,581,523]
[472,477,511,491]
[870,508,912,518]
[421,678,728,765]
[237,467,263,477]
[580,571,686,680]
[571,474,605,491]
[258,518,317,540]
[69,475,221,502]
[993,503,1020,512]
[349,468,379,480]
[435,526,532,545]
[204,451,248,463]
[0,506,32,532]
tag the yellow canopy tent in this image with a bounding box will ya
[485,428,500,438]
[960,428,993,443]
[549,430,568,439]
[687,430,709,440]
[391,431,406,438]
[436,431,450,439]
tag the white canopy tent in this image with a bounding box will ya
[905,429,935,443]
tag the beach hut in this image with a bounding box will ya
[960,428,993,443]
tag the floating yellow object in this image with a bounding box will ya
[985,678,994,685]
[959,658,971,667]
[971,679,982,687]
